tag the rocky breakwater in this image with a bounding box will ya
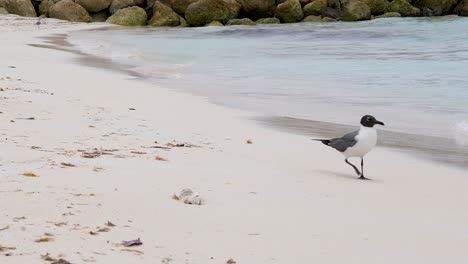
[1,0,468,26]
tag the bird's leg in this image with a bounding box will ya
[345,159,361,176]
[358,157,370,180]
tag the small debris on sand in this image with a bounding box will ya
[35,237,53,243]
[246,139,253,144]
[155,155,168,161]
[226,258,237,264]
[22,172,38,177]
[106,221,116,227]
[0,246,16,252]
[122,238,142,247]
[175,188,203,205]
[0,225,9,232]
[60,162,76,167]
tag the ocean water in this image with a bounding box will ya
[68,17,468,153]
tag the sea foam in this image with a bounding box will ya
[453,122,468,146]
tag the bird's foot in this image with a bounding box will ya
[358,175,370,180]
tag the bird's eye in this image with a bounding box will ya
[366,117,371,121]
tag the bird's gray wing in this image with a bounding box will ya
[328,130,359,152]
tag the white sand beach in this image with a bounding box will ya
[1,15,468,264]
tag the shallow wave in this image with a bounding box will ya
[453,122,468,146]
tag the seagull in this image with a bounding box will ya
[313,115,385,180]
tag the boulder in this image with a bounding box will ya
[224,0,241,18]
[302,14,322,21]
[455,0,468,16]
[303,0,327,17]
[49,0,92,22]
[75,0,113,13]
[39,0,61,16]
[275,0,303,23]
[170,0,197,15]
[385,0,421,16]
[106,6,147,25]
[299,0,314,5]
[4,0,36,17]
[226,17,256,25]
[109,0,145,14]
[91,11,109,22]
[148,1,180,26]
[256,17,281,23]
[237,0,276,19]
[206,20,224,26]
[375,11,401,17]
[322,16,336,21]
[414,0,458,16]
[341,0,371,21]
[0,7,8,15]
[185,0,233,26]
[321,7,341,18]
[361,0,388,15]
[327,0,341,10]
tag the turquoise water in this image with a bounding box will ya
[69,17,468,143]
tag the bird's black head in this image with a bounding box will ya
[360,115,385,127]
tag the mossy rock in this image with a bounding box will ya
[303,0,327,17]
[414,0,458,16]
[361,0,389,15]
[206,21,224,26]
[185,0,233,26]
[385,0,421,16]
[75,0,112,13]
[226,18,256,25]
[341,0,371,21]
[49,0,92,22]
[275,0,304,23]
[256,17,281,24]
[106,6,147,26]
[148,2,180,26]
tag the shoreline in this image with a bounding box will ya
[54,24,468,170]
[1,16,468,263]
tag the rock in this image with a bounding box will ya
[322,16,336,21]
[226,17,256,25]
[148,1,180,26]
[375,11,401,18]
[302,15,322,22]
[237,0,276,19]
[170,0,197,15]
[0,7,8,15]
[256,17,281,23]
[455,0,468,16]
[321,7,341,18]
[91,11,109,22]
[385,0,421,16]
[299,0,314,5]
[414,0,458,16]
[109,0,145,14]
[361,0,388,15]
[224,0,241,19]
[206,20,224,26]
[341,0,371,21]
[49,0,92,22]
[106,6,147,25]
[275,0,303,23]
[5,0,36,17]
[75,0,113,13]
[179,16,188,26]
[39,0,61,16]
[185,0,233,26]
[327,0,341,10]
[303,0,327,17]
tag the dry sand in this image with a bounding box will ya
[1,15,468,264]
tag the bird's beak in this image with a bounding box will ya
[375,120,385,126]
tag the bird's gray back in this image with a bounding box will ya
[328,130,359,152]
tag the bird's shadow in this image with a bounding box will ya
[317,170,381,183]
